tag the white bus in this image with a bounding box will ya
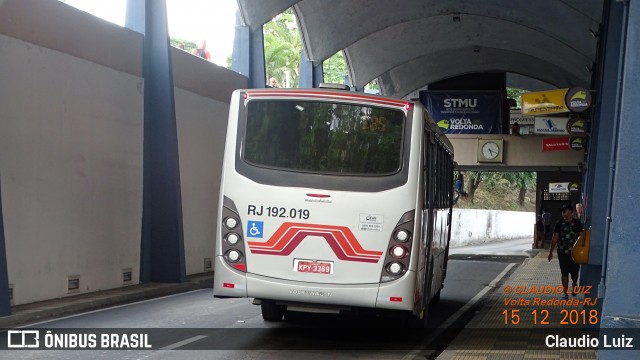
[213,87,454,325]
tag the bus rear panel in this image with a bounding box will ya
[214,89,451,318]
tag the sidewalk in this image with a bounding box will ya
[0,273,213,328]
[436,250,597,359]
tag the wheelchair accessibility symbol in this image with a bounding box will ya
[247,221,264,238]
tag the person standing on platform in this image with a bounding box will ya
[548,204,584,299]
[192,40,211,61]
[541,208,552,241]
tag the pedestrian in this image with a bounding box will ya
[548,204,584,299]
[268,77,280,88]
[575,203,583,221]
[535,215,545,249]
[511,122,520,135]
[541,208,551,241]
[192,40,211,61]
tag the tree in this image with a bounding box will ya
[467,172,484,204]
[503,172,536,206]
[262,9,351,88]
[264,9,302,87]
[170,38,197,53]
[506,88,528,109]
[323,51,348,84]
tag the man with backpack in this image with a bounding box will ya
[548,204,584,299]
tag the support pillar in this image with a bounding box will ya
[579,0,625,319]
[140,0,186,283]
[599,0,640,358]
[299,49,323,88]
[0,176,11,316]
[125,0,145,35]
[232,11,265,89]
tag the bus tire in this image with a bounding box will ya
[430,289,441,307]
[403,313,427,328]
[261,300,284,321]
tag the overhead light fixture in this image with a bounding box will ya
[453,15,461,22]
[473,46,480,53]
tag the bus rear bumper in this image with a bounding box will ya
[245,270,416,311]
[213,256,248,298]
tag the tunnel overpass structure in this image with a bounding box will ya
[0,0,639,358]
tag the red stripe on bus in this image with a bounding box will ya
[245,90,409,108]
[248,223,383,263]
[306,193,331,198]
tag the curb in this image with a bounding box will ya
[0,274,213,328]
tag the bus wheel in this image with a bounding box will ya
[261,300,284,321]
[402,311,427,328]
[430,289,441,306]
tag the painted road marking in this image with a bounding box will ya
[160,335,208,350]
[401,262,517,360]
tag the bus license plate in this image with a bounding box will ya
[294,259,333,274]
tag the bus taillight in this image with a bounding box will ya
[221,196,248,273]
[380,210,415,282]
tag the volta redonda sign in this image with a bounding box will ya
[522,87,591,115]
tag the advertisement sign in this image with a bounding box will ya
[542,137,570,152]
[569,183,580,192]
[549,182,570,193]
[565,87,592,112]
[422,91,502,134]
[534,117,570,135]
[570,136,586,150]
[567,117,589,134]
[522,89,569,115]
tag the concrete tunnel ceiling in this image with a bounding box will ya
[237,0,604,97]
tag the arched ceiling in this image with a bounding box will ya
[236,0,603,96]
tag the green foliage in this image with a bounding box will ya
[170,38,197,53]
[506,88,528,109]
[323,51,348,84]
[457,171,537,210]
[503,172,537,190]
[264,9,302,87]
[263,8,351,87]
[365,79,381,92]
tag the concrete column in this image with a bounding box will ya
[232,11,265,88]
[299,49,323,88]
[0,176,11,316]
[579,0,625,317]
[125,0,145,35]
[140,0,186,283]
[599,0,640,358]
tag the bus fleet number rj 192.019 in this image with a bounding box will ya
[248,205,310,220]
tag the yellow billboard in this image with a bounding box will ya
[522,88,569,115]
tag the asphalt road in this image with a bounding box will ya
[4,257,520,359]
[449,237,534,256]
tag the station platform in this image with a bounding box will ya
[436,250,597,359]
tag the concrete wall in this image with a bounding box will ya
[0,0,247,304]
[450,209,535,247]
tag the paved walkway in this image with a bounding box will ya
[436,250,597,359]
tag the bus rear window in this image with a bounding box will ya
[243,100,405,175]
